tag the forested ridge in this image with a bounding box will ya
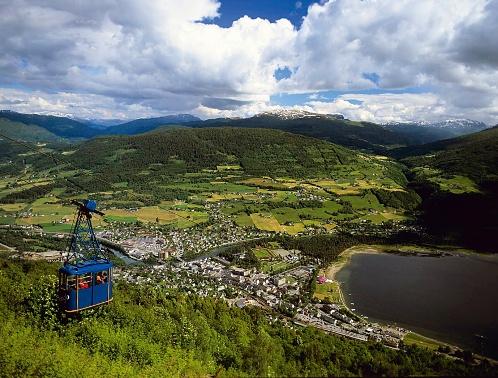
[70,127,355,174]
[189,114,409,152]
[0,118,63,143]
[396,126,498,250]
[0,109,409,151]
[396,125,498,181]
[0,111,100,139]
[55,127,406,184]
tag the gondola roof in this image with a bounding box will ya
[60,259,112,275]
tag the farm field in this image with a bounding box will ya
[412,167,479,194]
[234,213,254,227]
[314,280,342,304]
[253,246,272,259]
[250,213,282,232]
[104,206,209,227]
[260,260,293,274]
[403,332,444,351]
[431,175,479,194]
[358,212,409,224]
[0,133,415,236]
[0,203,26,211]
[250,244,300,274]
[0,169,412,234]
[282,223,305,235]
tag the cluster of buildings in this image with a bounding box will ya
[294,188,326,202]
[99,202,272,259]
[296,303,405,347]
[119,236,171,260]
[116,249,406,348]
[178,258,314,309]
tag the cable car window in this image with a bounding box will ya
[78,274,92,289]
[67,275,77,290]
[95,270,108,285]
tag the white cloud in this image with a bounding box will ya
[281,0,488,91]
[278,0,498,123]
[1,0,498,124]
[307,93,447,123]
[0,0,295,115]
[196,91,497,124]
[0,88,163,120]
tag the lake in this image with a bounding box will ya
[336,251,498,359]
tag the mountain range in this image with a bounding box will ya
[1,108,496,250]
[0,110,200,140]
[383,119,488,144]
[0,109,490,151]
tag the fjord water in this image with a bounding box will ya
[336,252,498,358]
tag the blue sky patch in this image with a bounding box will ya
[274,67,292,81]
[270,86,432,106]
[346,99,363,105]
[207,0,319,28]
[362,72,380,85]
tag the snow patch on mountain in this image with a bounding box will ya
[384,119,488,129]
[254,109,345,121]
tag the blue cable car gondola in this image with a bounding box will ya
[58,199,113,313]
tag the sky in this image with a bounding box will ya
[0,0,497,124]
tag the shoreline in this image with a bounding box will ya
[323,244,382,282]
[323,242,495,283]
[320,244,498,363]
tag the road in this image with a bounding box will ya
[188,237,266,261]
[0,242,15,251]
[294,313,368,342]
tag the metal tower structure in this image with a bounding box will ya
[66,199,106,264]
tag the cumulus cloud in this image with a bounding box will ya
[0,0,498,123]
[282,0,486,90]
[307,93,447,123]
[0,88,163,120]
[0,0,295,117]
[278,0,498,123]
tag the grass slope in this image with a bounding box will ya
[0,110,100,139]
[398,126,498,250]
[0,118,63,142]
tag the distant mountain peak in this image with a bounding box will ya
[254,109,344,121]
[384,118,487,129]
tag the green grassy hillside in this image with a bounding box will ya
[0,119,67,176]
[0,118,63,143]
[0,111,100,139]
[397,126,498,182]
[0,127,419,234]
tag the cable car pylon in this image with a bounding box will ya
[58,200,113,313]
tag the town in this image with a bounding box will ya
[115,244,406,348]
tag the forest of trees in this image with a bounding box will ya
[30,127,403,185]
[0,229,67,252]
[63,128,354,178]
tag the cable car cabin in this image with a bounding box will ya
[58,260,113,313]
